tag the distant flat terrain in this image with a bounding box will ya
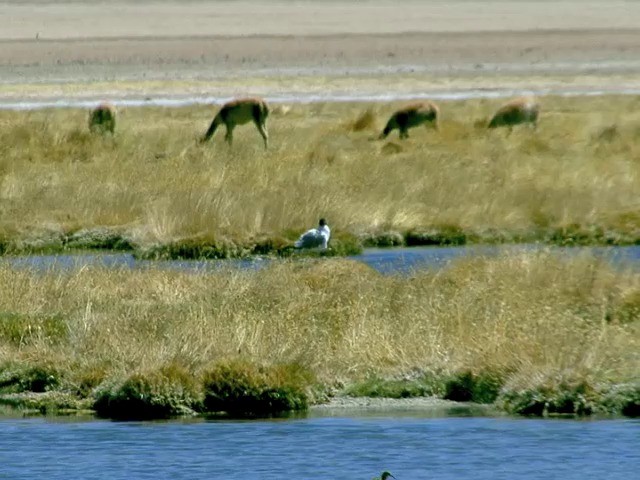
[2,1,638,38]
[1,1,638,95]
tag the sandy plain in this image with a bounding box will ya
[0,1,639,102]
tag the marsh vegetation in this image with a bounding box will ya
[0,251,638,418]
[1,95,639,258]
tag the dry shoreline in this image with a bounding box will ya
[3,1,638,40]
[1,1,639,93]
[2,29,639,87]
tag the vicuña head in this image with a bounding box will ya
[379,101,439,140]
[200,97,270,149]
[88,102,116,134]
[487,97,540,131]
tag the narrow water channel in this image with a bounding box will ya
[2,245,640,275]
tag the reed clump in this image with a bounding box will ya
[0,361,61,394]
[1,95,640,256]
[202,361,312,417]
[0,251,638,418]
[498,373,599,417]
[93,363,203,420]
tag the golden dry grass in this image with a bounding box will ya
[0,95,639,249]
[0,252,638,394]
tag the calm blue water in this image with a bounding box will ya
[2,245,640,275]
[0,415,638,479]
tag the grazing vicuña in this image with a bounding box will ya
[200,97,270,149]
[379,101,439,140]
[488,97,540,130]
[88,103,116,134]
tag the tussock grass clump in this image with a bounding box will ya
[319,231,363,256]
[136,235,248,260]
[345,370,505,403]
[0,362,61,394]
[251,235,296,255]
[611,288,640,324]
[546,223,631,246]
[592,124,620,143]
[443,370,505,404]
[93,364,202,420]
[345,107,378,132]
[0,391,92,415]
[380,141,403,155]
[360,230,405,247]
[0,227,134,256]
[64,228,133,251]
[498,372,599,416]
[601,383,640,417]
[344,373,444,399]
[405,224,469,246]
[202,361,313,417]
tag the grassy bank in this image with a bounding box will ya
[1,95,639,258]
[0,251,638,418]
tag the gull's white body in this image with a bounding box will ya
[295,224,331,249]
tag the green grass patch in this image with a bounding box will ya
[93,363,203,420]
[344,370,505,404]
[64,228,134,251]
[545,224,640,247]
[498,376,599,417]
[0,391,92,415]
[202,361,313,417]
[344,374,444,399]
[405,225,469,246]
[443,370,505,404]
[0,362,61,394]
[135,236,248,260]
[359,231,405,248]
[0,312,67,346]
[600,383,640,417]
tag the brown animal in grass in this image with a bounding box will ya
[200,97,270,149]
[88,103,116,134]
[488,97,540,131]
[379,101,439,140]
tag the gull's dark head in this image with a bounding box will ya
[319,218,327,227]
